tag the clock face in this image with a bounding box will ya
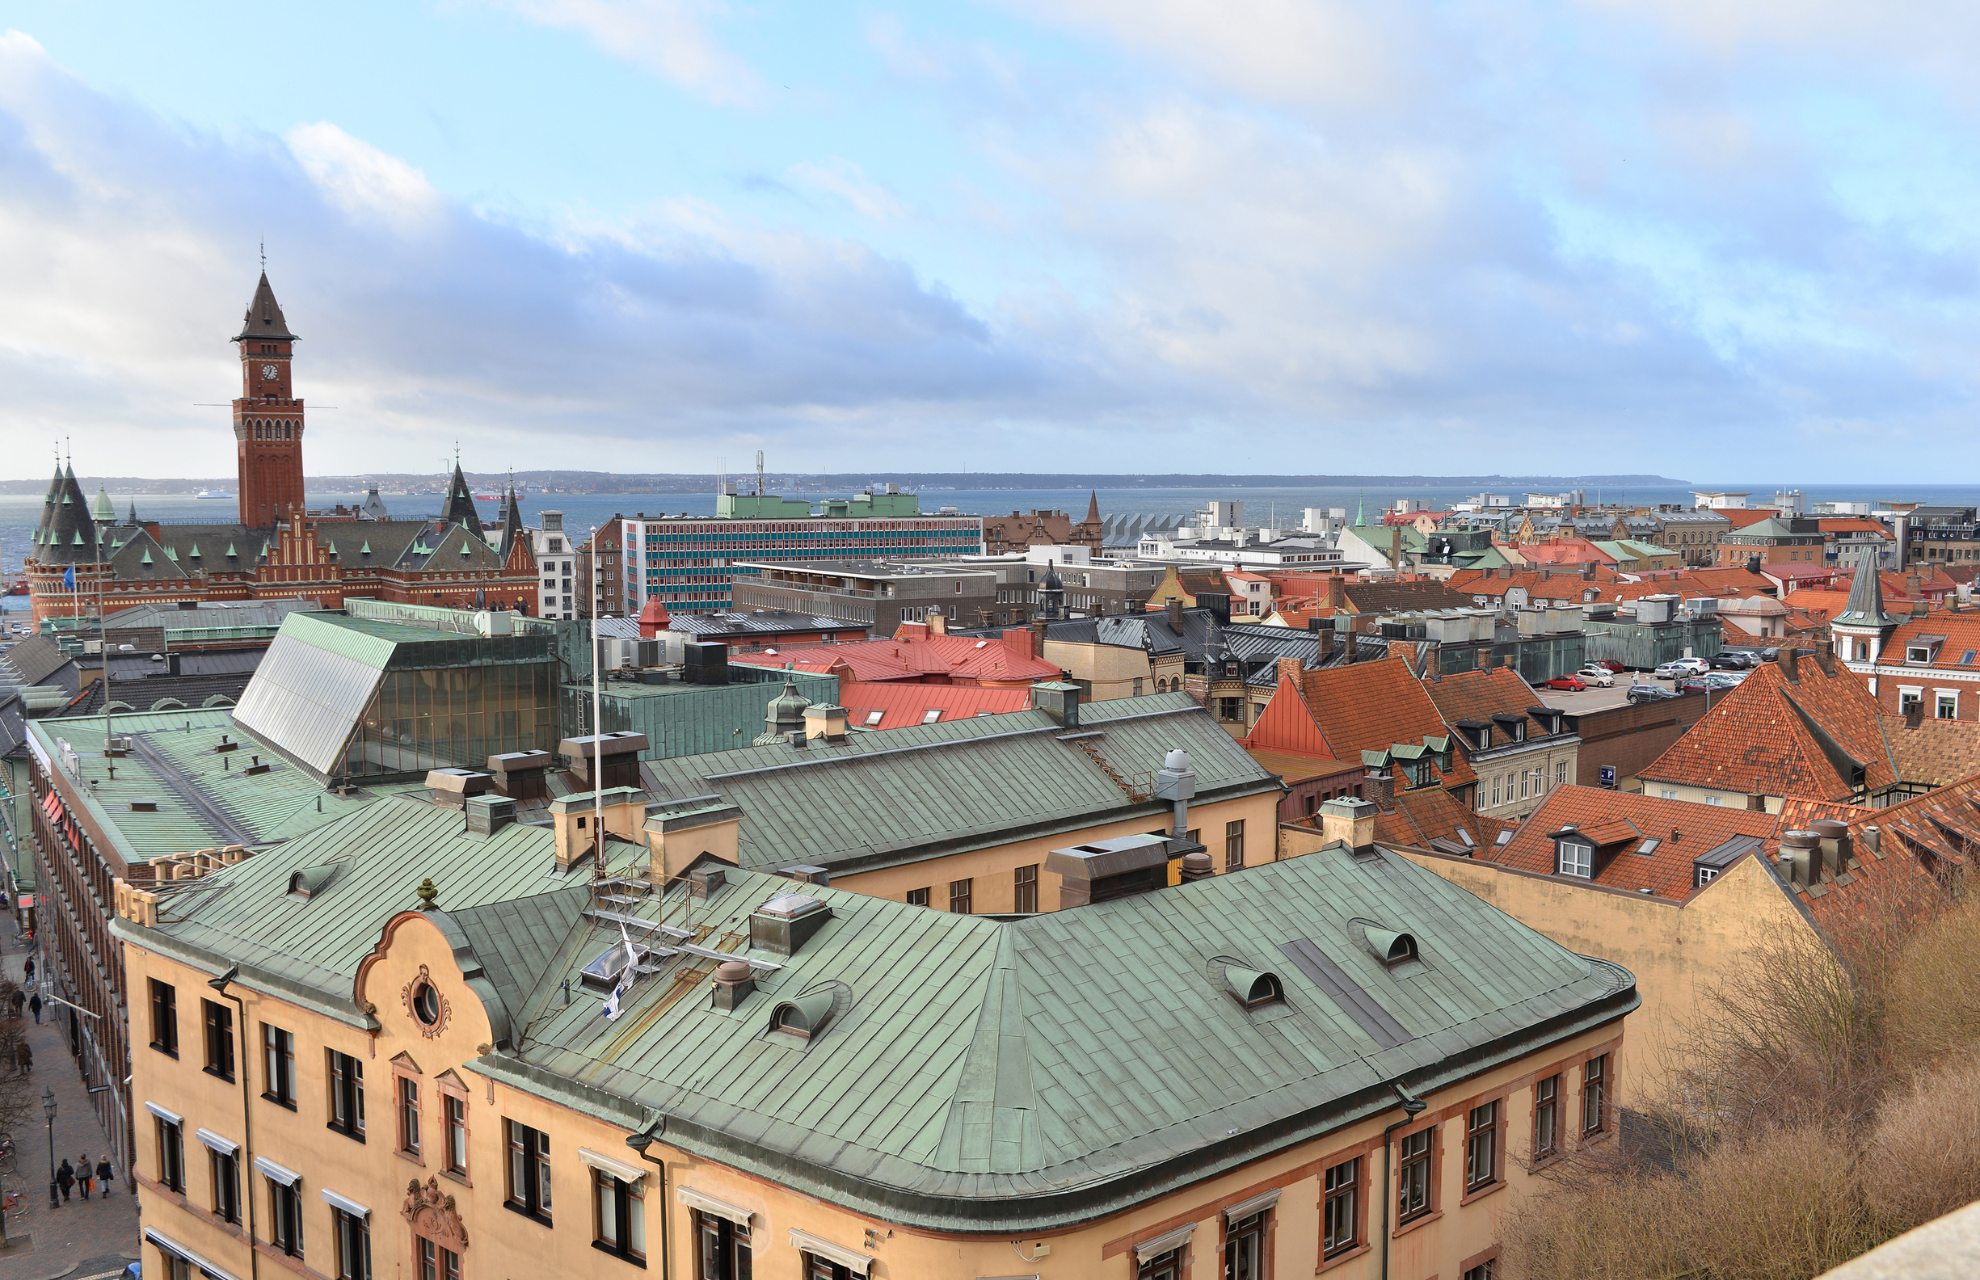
[261,364,279,379]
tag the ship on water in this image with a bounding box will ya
[196,489,233,499]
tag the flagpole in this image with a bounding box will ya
[591,537,604,883]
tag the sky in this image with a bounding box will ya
[2,1,1979,482]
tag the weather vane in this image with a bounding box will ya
[260,240,266,273]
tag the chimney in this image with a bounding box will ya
[1319,796,1379,852]
[803,703,849,744]
[559,731,650,789]
[1363,769,1395,809]
[1810,818,1850,873]
[424,768,492,811]
[686,865,727,898]
[1178,851,1214,883]
[1813,647,1835,677]
[780,865,831,887]
[927,606,948,637]
[464,794,516,836]
[1166,596,1185,630]
[1781,647,1800,683]
[1329,576,1348,609]
[1154,748,1197,838]
[1029,616,1049,657]
[1276,656,1303,688]
[1780,828,1822,887]
[1032,680,1082,728]
[1582,562,1595,579]
[1046,833,1174,907]
[1747,554,1762,574]
[485,750,552,802]
[709,959,755,1010]
[549,789,648,871]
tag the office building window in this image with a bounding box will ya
[1492,775,1501,806]
[1397,1128,1433,1223]
[445,1095,469,1176]
[593,1170,647,1262]
[906,887,930,907]
[398,1077,421,1156]
[419,1239,461,1280]
[1224,820,1245,870]
[506,1120,553,1219]
[202,1000,234,1080]
[263,1024,296,1107]
[150,980,178,1056]
[1225,1209,1267,1279]
[1583,1055,1609,1136]
[270,1175,304,1257]
[156,1116,184,1192]
[335,1208,372,1280]
[1013,864,1038,914]
[1133,678,1144,695]
[211,1147,240,1223]
[1534,1073,1561,1160]
[330,1051,366,1139]
[1466,1100,1500,1192]
[1323,1155,1359,1256]
[949,878,973,914]
[696,1213,752,1277]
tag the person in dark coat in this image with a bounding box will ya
[8,988,22,1019]
[22,958,33,984]
[95,1156,113,1197]
[56,1158,73,1202]
[14,1041,28,1073]
[28,993,40,1024]
[77,1154,92,1199]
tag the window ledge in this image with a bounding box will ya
[261,1094,298,1112]
[440,1169,472,1189]
[1317,1242,1372,1274]
[1393,1208,1444,1239]
[589,1240,648,1269]
[1460,1178,1508,1207]
[502,1199,554,1229]
[202,1066,235,1085]
[325,1123,366,1144]
[397,1149,426,1168]
[150,1044,179,1059]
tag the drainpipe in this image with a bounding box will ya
[1378,1082,1427,1280]
[627,1126,671,1280]
[208,966,260,1280]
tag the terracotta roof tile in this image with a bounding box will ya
[1422,666,1551,748]
[1246,655,1477,795]
[1492,785,1778,900]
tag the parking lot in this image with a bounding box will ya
[1530,671,1709,714]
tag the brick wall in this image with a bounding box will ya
[1563,692,1713,788]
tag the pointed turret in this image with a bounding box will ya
[93,484,115,525]
[40,464,100,564]
[1836,563,1895,630]
[233,271,298,342]
[360,485,390,521]
[32,460,63,545]
[497,483,527,561]
[126,500,140,525]
[440,461,484,538]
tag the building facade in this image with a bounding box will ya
[531,512,579,621]
[730,560,1001,633]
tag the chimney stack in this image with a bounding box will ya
[1154,748,1197,839]
[1363,769,1395,809]
[1166,596,1185,631]
[1781,647,1800,683]
[1319,796,1378,852]
[1810,819,1850,875]
[1030,616,1048,657]
[1780,828,1822,887]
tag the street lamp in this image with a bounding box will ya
[42,1088,57,1209]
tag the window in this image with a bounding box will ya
[808,1256,859,1280]
[399,1077,421,1156]
[1225,1210,1266,1280]
[1013,864,1038,914]
[1534,1074,1560,1161]
[335,1209,372,1280]
[1322,1156,1359,1257]
[158,1248,193,1280]
[1705,795,1721,806]
[506,1120,553,1219]
[1660,789,1677,800]
[1224,820,1245,871]
[1466,1100,1500,1192]
[330,1050,366,1139]
[949,878,973,914]
[695,1212,752,1279]
[211,1148,240,1223]
[1583,1055,1609,1135]
[1463,1263,1496,1280]
[1900,689,1923,714]
[1939,693,1958,719]
[203,1000,235,1080]
[420,1239,462,1280]
[264,1024,296,1106]
[1696,865,1720,888]
[862,710,884,727]
[1556,761,1568,786]
[150,979,178,1056]
[920,708,942,724]
[1396,1128,1432,1223]
[905,887,930,907]
[270,1175,304,1257]
[1491,775,1500,806]
[156,1116,185,1192]
[445,1095,469,1176]
[1557,841,1593,878]
[593,1170,647,1262]
[1218,696,1243,721]
[1133,678,1144,696]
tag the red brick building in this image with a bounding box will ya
[25,273,537,624]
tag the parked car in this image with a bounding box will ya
[1628,684,1681,703]
[1758,647,1781,662]
[1574,666,1617,687]
[1591,659,1626,673]
[1541,675,1588,691]
[1678,672,1746,693]
[1654,658,1710,679]
[1710,652,1754,670]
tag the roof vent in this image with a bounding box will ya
[710,959,755,1011]
[768,989,835,1042]
[1356,922,1419,967]
[749,894,833,957]
[1225,967,1283,1010]
[1179,851,1214,882]
[287,865,337,900]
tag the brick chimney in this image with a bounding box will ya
[1362,769,1395,809]
[1029,616,1048,657]
[1166,596,1184,631]
[1328,576,1348,610]
[1781,647,1800,684]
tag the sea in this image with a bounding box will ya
[7,480,1980,615]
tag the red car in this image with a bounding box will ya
[1541,675,1588,691]
[1591,659,1625,672]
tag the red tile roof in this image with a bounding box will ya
[837,681,1033,730]
[1517,539,1616,566]
[1640,652,1897,800]
[729,629,1063,686]
[1719,509,1780,529]
[1875,615,1980,676]
[1245,655,1478,795]
[1491,785,1779,900]
[1817,517,1888,534]
[1422,666,1552,749]
[1774,779,1980,930]
[1376,786,1514,852]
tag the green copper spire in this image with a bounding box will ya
[93,484,114,522]
[1354,491,1366,527]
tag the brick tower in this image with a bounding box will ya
[232,272,306,527]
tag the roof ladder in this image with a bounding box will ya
[1071,738,1148,803]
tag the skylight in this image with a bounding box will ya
[921,709,942,724]
[862,710,884,726]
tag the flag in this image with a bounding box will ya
[63,566,75,590]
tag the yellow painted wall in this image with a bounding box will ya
[1045,639,1152,701]
[1646,780,1785,815]
[1470,743,1583,821]
[833,790,1283,911]
[1393,848,1811,1104]
[125,913,1629,1280]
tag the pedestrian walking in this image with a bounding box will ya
[96,1155,114,1197]
[56,1158,73,1202]
[14,1042,29,1073]
[28,993,40,1024]
[8,988,22,1019]
[22,957,33,983]
[77,1154,93,1199]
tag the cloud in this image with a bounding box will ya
[287,123,443,234]
[495,0,763,106]
[785,159,906,221]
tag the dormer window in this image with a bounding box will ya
[1909,646,1932,663]
[1556,840,1593,878]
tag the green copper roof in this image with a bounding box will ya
[117,807,1636,1232]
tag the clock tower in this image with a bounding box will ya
[231,272,307,527]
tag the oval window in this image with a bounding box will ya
[412,982,441,1026]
